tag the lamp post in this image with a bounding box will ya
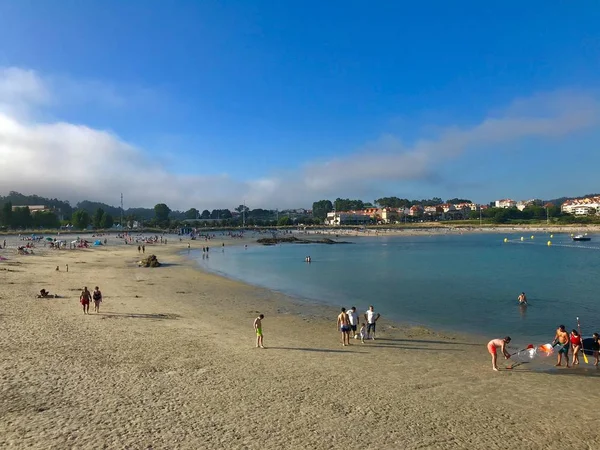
[243,200,246,228]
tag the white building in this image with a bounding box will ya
[561,196,600,215]
[495,199,517,208]
[516,200,533,211]
[325,211,371,226]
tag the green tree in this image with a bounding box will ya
[334,198,365,211]
[312,200,333,221]
[210,209,232,219]
[72,209,91,229]
[154,203,171,222]
[200,209,211,219]
[185,208,199,220]
[100,213,114,228]
[278,216,292,226]
[446,198,472,204]
[375,197,412,208]
[492,209,510,224]
[92,208,105,228]
[1,201,13,227]
[32,211,59,228]
[235,204,250,214]
[12,207,32,228]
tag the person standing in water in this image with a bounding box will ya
[518,292,527,305]
[254,314,265,348]
[486,337,511,371]
[553,325,570,368]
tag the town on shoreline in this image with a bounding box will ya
[2,191,600,232]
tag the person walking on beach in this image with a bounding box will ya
[337,308,351,346]
[92,286,103,313]
[570,329,582,366]
[518,292,527,305]
[348,306,359,338]
[364,305,380,340]
[592,332,599,366]
[80,287,91,314]
[553,325,570,367]
[254,314,265,348]
[486,337,511,371]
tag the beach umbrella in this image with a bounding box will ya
[46,237,53,241]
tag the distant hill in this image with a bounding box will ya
[0,191,73,215]
[0,192,184,221]
[545,193,600,206]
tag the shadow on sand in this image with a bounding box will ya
[98,312,180,320]
[378,338,479,346]
[268,346,365,354]
[501,364,600,377]
[365,343,464,351]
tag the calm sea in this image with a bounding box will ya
[192,233,600,342]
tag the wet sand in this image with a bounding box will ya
[1,234,599,449]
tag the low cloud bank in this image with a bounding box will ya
[0,67,597,210]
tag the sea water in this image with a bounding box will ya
[192,233,600,342]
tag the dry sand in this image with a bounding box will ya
[1,234,599,449]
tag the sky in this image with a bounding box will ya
[0,1,599,211]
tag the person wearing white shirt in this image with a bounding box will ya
[347,306,359,338]
[364,305,381,340]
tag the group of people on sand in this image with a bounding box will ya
[487,325,600,371]
[79,286,103,314]
[252,305,382,349]
[337,305,380,346]
[552,324,599,368]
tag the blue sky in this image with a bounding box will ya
[0,1,599,209]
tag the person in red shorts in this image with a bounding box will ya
[80,286,91,315]
[487,337,511,371]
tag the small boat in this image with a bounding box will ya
[572,235,591,241]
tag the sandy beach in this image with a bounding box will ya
[1,233,599,449]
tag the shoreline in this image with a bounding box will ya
[2,233,600,448]
[185,247,492,344]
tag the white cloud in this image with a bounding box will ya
[0,67,50,117]
[0,67,598,210]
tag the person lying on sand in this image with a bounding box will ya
[487,337,511,371]
[37,289,56,298]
